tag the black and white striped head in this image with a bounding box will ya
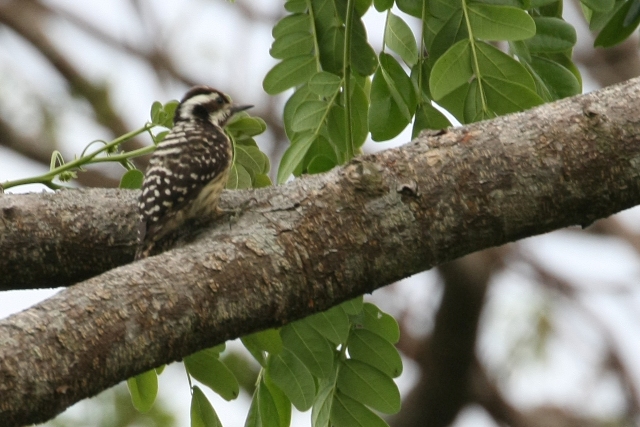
[174,86,252,127]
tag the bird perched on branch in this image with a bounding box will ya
[135,86,252,260]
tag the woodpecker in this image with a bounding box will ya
[135,86,252,260]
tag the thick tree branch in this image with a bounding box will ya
[2,78,640,425]
[3,78,640,290]
[0,188,138,290]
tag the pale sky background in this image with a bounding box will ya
[1,1,639,426]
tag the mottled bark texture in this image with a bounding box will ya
[0,188,138,289]
[1,78,640,425]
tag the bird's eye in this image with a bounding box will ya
[216,96,224,104]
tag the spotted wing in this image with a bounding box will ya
[135,121,232,259]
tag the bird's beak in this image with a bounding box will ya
[230,104,253,114]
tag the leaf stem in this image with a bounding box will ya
[461,0,488,113]
[90,145,156,164]
[186,370,194,392]
[417,2,428,102]
[343,0,355,159]
[306,0,323,73]
[1,124,154,191]
[382,10,391,53]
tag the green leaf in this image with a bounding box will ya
[245,375,291,427]
[281,321,334,378]
[531,0,560,6]
[336,360,400,414]
[307,305,351,345]
[273,14,311,38]
[526,17,577,52]
[119,169,144,189]
[473,42,540,113]
[185,348,240,401]
[586,0,624,31]
[318,26,345,75]
[285,0,308,13]
[226,163,252,189]
[528,56,581,100]
[150,100,179,128]
[534,0,564,15]
[426,8,467,60]
[429,39,472,101]
[313,0,341,31]
[283,85,316,139]
[379,52,416,120]
[463,79,487,123]
[312,376,336,427]
[508,39,531,63]
[467,4,536,41]
[264,373,292,427]
[277,133,316,183]
[330,392,389,427]
[354,0,373,17]
[547,52,582,87]
[581,0,614,13]
[150,101,162,124]
[412,101,451,138]
[264,56,318,94]
[349,81,369,149]
[350,16,378,76]
[385,13,419,66]
[292,100,330,132]
[161,101,179,128]
[326,105,348,158]
[245,385,262,427]
[374,0,394,11]
[127,369,158,413]
[210,343,226,354]
[429,0,463,19]
[271,32,314,59]
[361,303,400,343]
[481,76,544,116]
[396,0,424,18]
[235,145,269,178]
[308,71,343,96]
[348,329,403,378]
[242,329,283,366]
[152,130,169,144]
[436,82,469,122]
[268,349,316,411]
[191,386,223,427]
[306,155,337,174]
[595,0,640,47]
[341,296,364,315]
[260,149,271,174]
[369,53,417,141]
[254,173,273,188]
[479,0,528,5]
[305,135,341,171]
[475,41,537,90]
[226,116,267,137]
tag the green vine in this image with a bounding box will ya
[461,0,489,115]
[342,0,355,159]
[1,124,156,192]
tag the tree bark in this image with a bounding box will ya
[1,77,640,426]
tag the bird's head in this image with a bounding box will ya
[174,86,253,127]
